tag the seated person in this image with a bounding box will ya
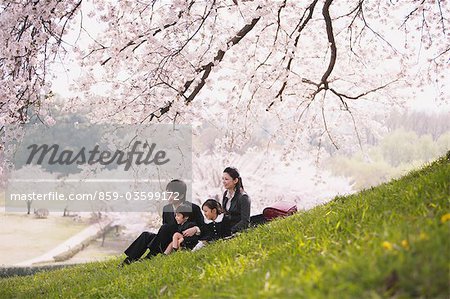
[192,199,230,251]
[222,167,251,234]
[201,199,231,240]
[121,179,204,266]
[164,204,200,254]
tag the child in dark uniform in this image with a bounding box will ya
[193,199,230,251]
[164,204,199,254]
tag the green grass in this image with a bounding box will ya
[1,155,449,298]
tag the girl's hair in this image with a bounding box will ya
[175,203,192,219]
[202,199,223,215]
[166,179,187,201]
[223,167,244,192]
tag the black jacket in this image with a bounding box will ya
[177,221,199,249]
[199,215,230,241]
[222,190,251,233]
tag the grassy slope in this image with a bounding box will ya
[0,156,449,299]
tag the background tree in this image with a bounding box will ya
[1,0,448,155]
[0,0,82,127]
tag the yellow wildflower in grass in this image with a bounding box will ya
[440,213,450,223]
[382,241,393,251]
[419,232,429,240]
[401,239,409,250]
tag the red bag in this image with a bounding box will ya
[263,201,298,221]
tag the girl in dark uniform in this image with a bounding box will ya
[201,199,230,241]
[192,199,230,251]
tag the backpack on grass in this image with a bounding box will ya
[262,201,297,221]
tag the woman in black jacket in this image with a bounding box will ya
[222,167,251,234]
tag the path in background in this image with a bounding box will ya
[0,211,160,267]
[15,219,112,266]
[0,213,87,266]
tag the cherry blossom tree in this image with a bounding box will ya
[1,0,448,154]
[0,0,81,126]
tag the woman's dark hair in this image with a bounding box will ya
[202,199,223,215]
[166,179,187,202]
[175,203,192,219]
[223,167,244,192]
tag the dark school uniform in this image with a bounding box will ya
[176,221,199,249]
[199,214,231,242]
[124,201,204,260]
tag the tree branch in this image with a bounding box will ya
[267,0,319,110]
[320,91,339,150]
[101,1,196,66]
[184,10,261,103]
[320,0,337,88]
